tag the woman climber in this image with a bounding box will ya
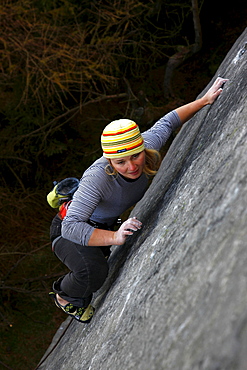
[48,77,227,323]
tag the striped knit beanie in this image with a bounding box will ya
[101,119,145,159]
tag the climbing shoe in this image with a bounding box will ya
[49,292,95,323]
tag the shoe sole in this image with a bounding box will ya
[49,292,95,323]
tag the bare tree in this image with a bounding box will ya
[163,0,203,98]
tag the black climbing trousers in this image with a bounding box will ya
[50,214,111,307]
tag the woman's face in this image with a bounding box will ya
[110,151,146,180]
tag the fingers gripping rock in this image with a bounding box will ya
[205,77,228,104]
[114,217,142,245]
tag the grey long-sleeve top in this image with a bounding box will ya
[61,110,181,245]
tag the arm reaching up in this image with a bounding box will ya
[175,77,228,124]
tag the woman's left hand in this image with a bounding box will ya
[203,77,228,105]
[175,77,229,124]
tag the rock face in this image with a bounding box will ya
[39,28,247,370]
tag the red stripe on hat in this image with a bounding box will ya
[102,124,137,137]
[103,140,144,154]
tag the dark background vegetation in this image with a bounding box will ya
[0,1,246,369]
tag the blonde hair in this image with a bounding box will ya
[143,148,161,176]
[105,148,161,177]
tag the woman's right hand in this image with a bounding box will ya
[113,217,142,245]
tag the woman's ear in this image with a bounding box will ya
[107,158,112,167]
[105,158,117,176]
